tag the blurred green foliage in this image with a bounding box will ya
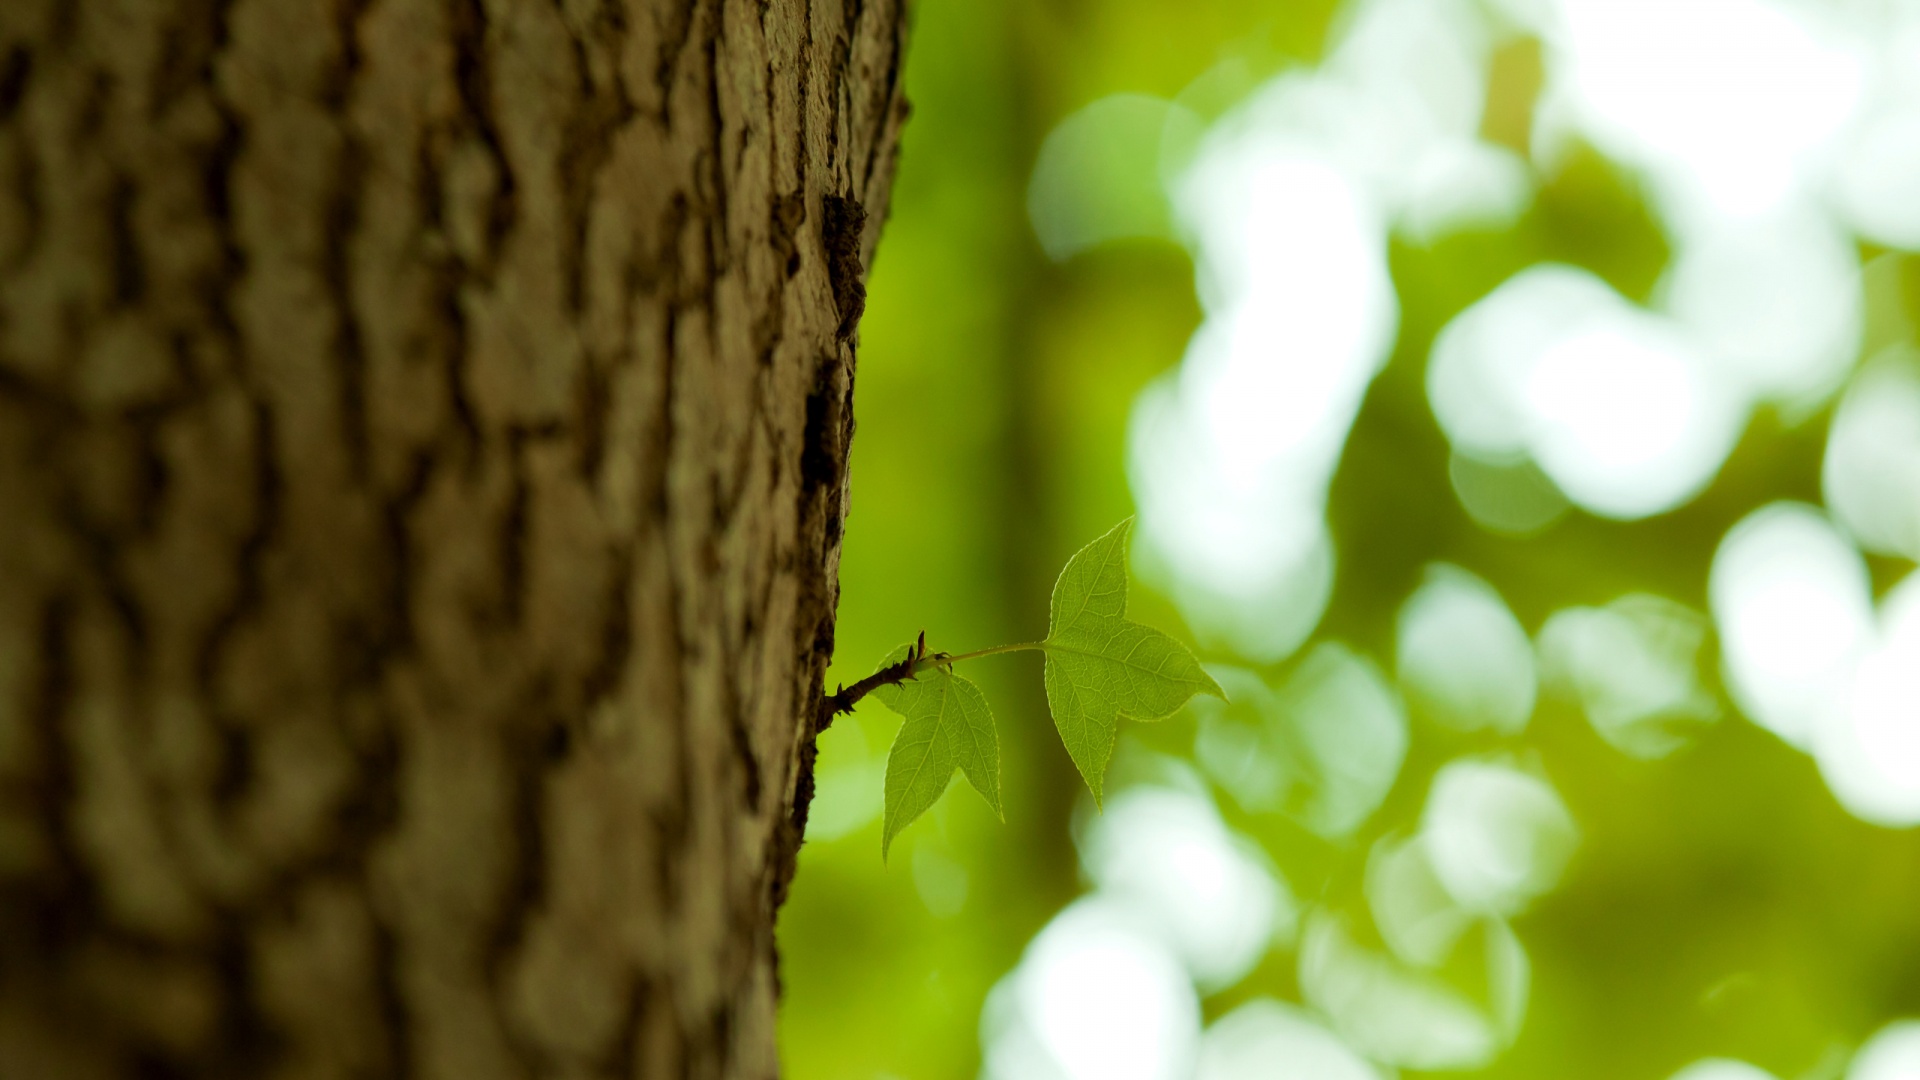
[776,1,1920,1078]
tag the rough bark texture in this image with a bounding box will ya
[0,0,905,1075]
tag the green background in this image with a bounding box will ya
[777,2,1920,1078]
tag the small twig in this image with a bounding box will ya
[822,656,916,718]
[817,634,1045,728]
[821,631,928,723]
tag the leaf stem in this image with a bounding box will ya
[932,641,1046,666]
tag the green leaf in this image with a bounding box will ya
[1042,518,1224,805]
[874,644,1002,858]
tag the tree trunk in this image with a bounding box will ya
[0,0,905,1075]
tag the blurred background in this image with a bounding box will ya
[777,0,1920,1078]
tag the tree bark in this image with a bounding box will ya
[0,0,905,1075]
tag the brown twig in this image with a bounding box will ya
[820,631,939,724]
[816,631,1043,728]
